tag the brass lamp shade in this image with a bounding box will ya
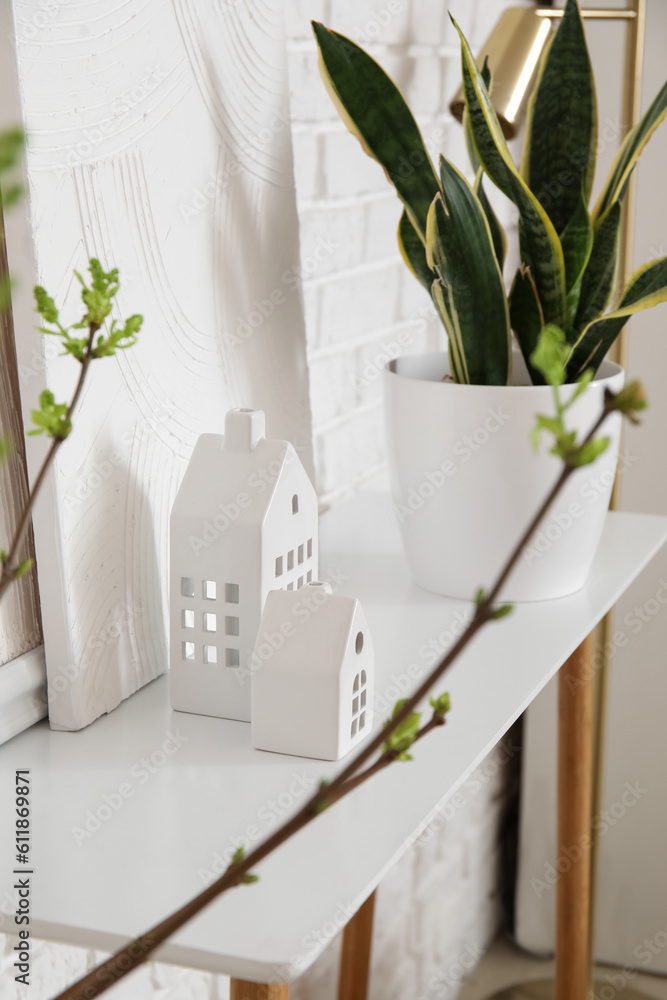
[449,7,552,140]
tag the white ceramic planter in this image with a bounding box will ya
[383,350,625,602]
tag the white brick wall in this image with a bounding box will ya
[287,0,528,505]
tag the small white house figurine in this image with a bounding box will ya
[251,582,374,760]
[170,408,318,722]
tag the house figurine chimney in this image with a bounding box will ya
[223,408,265,452]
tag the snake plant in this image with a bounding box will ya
[313,0,667,385]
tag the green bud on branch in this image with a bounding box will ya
[28,390,71,440]
[382,698,422,761]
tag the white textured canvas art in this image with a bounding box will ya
[6,0,313,731]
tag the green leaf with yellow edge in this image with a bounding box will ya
[509,267,546,385]
[474,169,506,273]
[397,209,433,291]
[567,256,667,381]
[312,22,440,241]
[425,157,510,385]
[431,278,466,385]
[593,79,667,224]
[463,61,506,273]
[571,202,621,342]
[452,15,567,329]
[560,188,594,320]
[522,0,597,236]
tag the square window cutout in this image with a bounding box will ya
[225,616,239,637]
[287,550,294,571]
[203,580,216,600]
[297,577,303,589]
[225,583,240,604]
[307,538,313,559]
[351,718,358,738]
[204,645,217,664]
[181,577,194,598]
[182,610,195,629]
[361,689,366,708]
[182,641,195,661]
[307,570,312,583]
[287,582,294,591]
[298,544,304,565]
[226,648,240,667]
[359,711,366,730]
[275,556,283,578]
[203,613,217,632]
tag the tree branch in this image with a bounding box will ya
[0,322,98,602]
[51,392,619,1000]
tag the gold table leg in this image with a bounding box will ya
[230,980,288,1000]
[338,890,377,1000]
[482,635,651,1000]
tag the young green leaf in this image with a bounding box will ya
[608,380,648,424]
[14,558,33,579]
[429,692,452,716]
[0,126,24,208]
[230,847,259,884]
[34,286,63,328]
[0,435,14,462]
[314,779,330,813]
[530,324,569,387]
[382,698,422,761]
[93,314,143,358]
[28,390,71,440]
[74,259,120,329]
[490,604,513,620]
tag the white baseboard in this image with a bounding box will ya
[0,645,47,745]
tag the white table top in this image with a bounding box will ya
[1,494,666,983]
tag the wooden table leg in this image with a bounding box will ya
[556,632,594,1000]
[230,980,288,1000]
[337,890,376,1000]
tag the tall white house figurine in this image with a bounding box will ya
[170,409,318,721]
[251,582,375,760]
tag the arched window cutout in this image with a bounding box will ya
[292,494,299,514]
